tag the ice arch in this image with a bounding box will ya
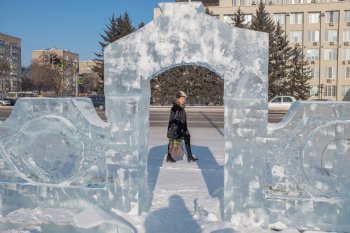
[104,2,268,215]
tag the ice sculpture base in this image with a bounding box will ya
[0,207,135,233]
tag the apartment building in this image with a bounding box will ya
[79,60,97,74]
[210,0,350,101]
[32,48,79,95]
[0,33,22,93]
[155,0,350,100]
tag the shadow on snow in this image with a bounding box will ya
[146,143,224,218]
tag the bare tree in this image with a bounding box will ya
[0,58,11,97]
[30,53,71,96]
[29,62,56,95]
[79,72,100,94]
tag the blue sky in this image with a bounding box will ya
[0,0,175,67]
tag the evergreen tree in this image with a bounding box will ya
[151,66,223,106]
[250,1,275,34]
[232,7,248,28]
[288,44,311,100]
[93,12,135,93]
[269,22,293,98]
[117,12,135,38]
[205,7,215,16]
[138,22,145,29]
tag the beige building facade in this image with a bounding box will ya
[79,60,97,74]
[78,60,101,95]
[0,33,22,93]
[155,0,350,100]
[32,48,79,95]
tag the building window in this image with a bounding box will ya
[310,67,319,79]
[324,66,336,79]
[308,30,319,42]
[287,0,304,4]
[325,11,339,24]
[324,49,337,60]
[273,13,285,25]
[308,12,320,24]
[290,31,302,43]
[306,49,319,60]
[344,67,350,78]
[344,30,350,42]
[290,13,303,24]
[243,14,252,25]
[310,85,319,96]
[343,48,350,60]
[223,15,234,24]
[324,85,336,97]
[341,85,350,96]
[269,0,284,4]
[345,11,350,23]
[240,0,255,5]
[325,30,338,42]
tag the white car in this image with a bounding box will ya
[268,96,296,112]
[0,99,11,106]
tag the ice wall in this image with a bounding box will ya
[0,2,348,232]
[0,1,269,228]
[0,98,135,232]
[104,1,268,218]
[265,101,350,231]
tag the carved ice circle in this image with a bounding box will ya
[300,121,350,195]
[321,139,350,179]
[18,116,84,183]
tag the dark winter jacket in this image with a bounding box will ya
[167,103,190,140]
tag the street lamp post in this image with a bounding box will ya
[319,83,324,99]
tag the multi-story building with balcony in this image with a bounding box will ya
[155,0,350,101]
[32,48,79,95]
[0,33,22,93]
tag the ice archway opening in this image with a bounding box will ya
[104,2,268,216]
[149,64,224,105]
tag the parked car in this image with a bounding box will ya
[268,96,296,112]
[0,98,11,106]
[88,96,105,111]
[3,98,17,106]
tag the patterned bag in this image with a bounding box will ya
[169,140,184,161]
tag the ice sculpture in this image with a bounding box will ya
[0,2,349,232]
[264,102,350,231]
[0,98,137,232]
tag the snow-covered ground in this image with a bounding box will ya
[0,125,338,232]
[126,126,332,233]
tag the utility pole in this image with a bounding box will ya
[1,73,4,98]
[75,63,79,97]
